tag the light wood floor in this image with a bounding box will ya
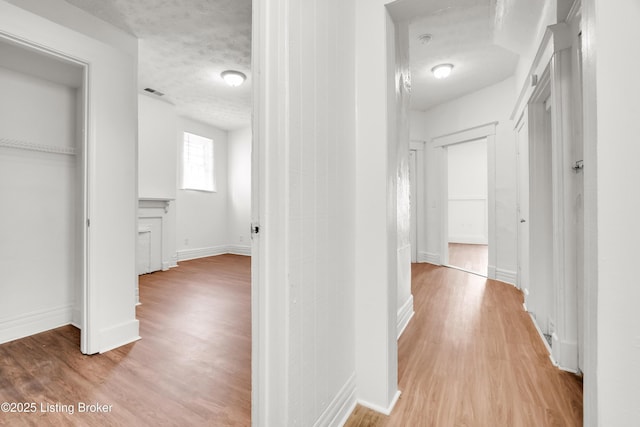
[448,243,488,276]
[0,254,251,426]
[1,257,582,427]
[345,263,583,426]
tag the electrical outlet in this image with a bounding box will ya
[184,238,189,245]
[239,235,244,242]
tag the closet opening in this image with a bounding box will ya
[0,35,88,352]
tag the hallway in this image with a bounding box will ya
[346,264,583,426]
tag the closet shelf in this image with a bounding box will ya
[0,137,77,156]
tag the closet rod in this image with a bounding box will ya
[0,138,76,156]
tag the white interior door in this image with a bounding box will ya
[516,113,530,297]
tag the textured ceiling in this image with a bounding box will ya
[64,0,252,131]
[64,0,533,123]
[409,1,519,111]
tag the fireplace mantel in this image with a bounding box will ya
[138,197,173,213]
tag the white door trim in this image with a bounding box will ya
[430,122,497,279]
[580,0,598,422]
[409,140,425,262]
[251,0,289,424]
[432,121,498,147]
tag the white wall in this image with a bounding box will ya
[392,20,413,342]
[354,0,401,413]
[287,1,357,424]
[586,0,640,424]
[227,127,252,255]
[0,0,140,353]
[254,0,358,424]
[447,139,488,244]
[138,94,177,199]
[0,61,80,343]
[411,77,518,280]
[176,117,229,260]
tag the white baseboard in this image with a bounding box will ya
[552,335,579,373]
[417,251,429,263]
[495,268,517,285]
[314,373,356,427]
[0,304,73,345]
[425,252,441,265]
[162,259,178,271]
[487,265,497,280]
[99,319,140,354]
[177,245,229,262]
[228,244,251,256]
[397,295,414,339]
[357,390,401,416]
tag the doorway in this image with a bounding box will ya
[528,78,555,350]
[514,26,584,372]
[433,123,497,279]
[0,35,88,351]
[445,138,488,276]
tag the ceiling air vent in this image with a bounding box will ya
[144,87,165,96]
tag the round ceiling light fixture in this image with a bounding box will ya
[417,33,433,44]
[431,63,454,79]
[221,70,247,87]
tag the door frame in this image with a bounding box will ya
[0,31,92,353]
[515,109,530,299]
[527,66,554,353]
[512,23,581,373]
[409,140,425,262]
[431,122,497,279]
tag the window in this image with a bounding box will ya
[181,132,215,192]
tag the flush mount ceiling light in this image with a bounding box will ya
[431,63,454,79]
[221,70,247,87]
[417,33,433,44]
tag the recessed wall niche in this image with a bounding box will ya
[0,37,86,344]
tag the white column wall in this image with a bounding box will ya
[393,20,414,341]
[586,0,640,424]
[354,0,401,413]
[255,0,357,424]
[138,94,177,200]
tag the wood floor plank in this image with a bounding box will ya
[0,255,251,426]
[345,263,582,427]
[448,243,488,276]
